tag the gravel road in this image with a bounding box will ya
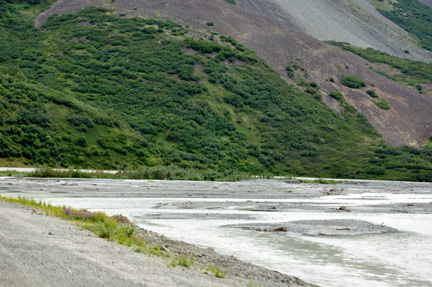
[0,200,315,287]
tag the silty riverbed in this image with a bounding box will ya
[1,177,431,287]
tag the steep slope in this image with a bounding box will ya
[35,0,432,148]
[374,0,432,53]
[1,1,432,181]
[248,0,432,62]
[0,4,376,176]
[420,0,432,8]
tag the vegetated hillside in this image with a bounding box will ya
[373,0,432,52]
[1,1,432,181]
[327,41,432,97]
[34,0,432,150]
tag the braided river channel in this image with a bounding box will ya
[1,177,431,287]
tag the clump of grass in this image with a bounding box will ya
[206,265,226,278]
[171,255,195,268]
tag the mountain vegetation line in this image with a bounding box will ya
[0,0,431,181]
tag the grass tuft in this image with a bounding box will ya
[206,265,226,278]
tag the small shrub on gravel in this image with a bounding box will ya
[366,89,378,98]
[329,90,343,101]
[341,75,366,88]
[374,99,391,110]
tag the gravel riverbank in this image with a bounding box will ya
[0,200,315,287]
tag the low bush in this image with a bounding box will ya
[329,90,343,101]
[340,75,366,88]
[374,99,391,110]
[366,89,378,98]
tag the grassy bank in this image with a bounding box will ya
[0,196,225,277]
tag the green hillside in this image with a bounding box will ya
[327,41,432,89]
[1,1,432,181]
[373,0,432,51]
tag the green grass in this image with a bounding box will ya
[206,265,226,278]
[171,255,195,268]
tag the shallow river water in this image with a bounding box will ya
[1,177,431,287]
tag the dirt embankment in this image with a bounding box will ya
[0,201,316,287]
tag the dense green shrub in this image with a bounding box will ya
[68,115,94,128]
[374,99,391,110]
[340,75,366,88]
[185,38,222,53]
[366,89,378,98]
[329,90,343,101]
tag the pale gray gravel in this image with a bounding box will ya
[0,200,315,287]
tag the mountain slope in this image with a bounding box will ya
[245,0,432,62]
[1,1,432,181]
[34,0,432,148]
